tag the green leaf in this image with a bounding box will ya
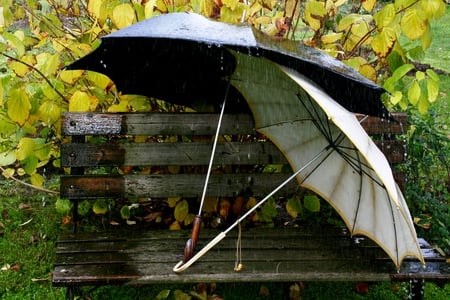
[55,198,72,214]
[407,46,425,62]
[2,31,25,56]
[401,9,426,40]
[407,80,421,105]
[0,151,16,166]
[156,289,171,300]
[78,200,91,216]
[7,88,31,125]
[174,199,189,222]
[425,68,439,82]
[390,63,414,82]
[93,199,108,215]
[304,195,320,212]
[286,197,303,218]
[120,205,131,220]
[22,155,38,174]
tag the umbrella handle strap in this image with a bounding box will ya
[173,232,226,273]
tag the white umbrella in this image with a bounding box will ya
[174,56,424,272]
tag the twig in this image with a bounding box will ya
[0,166,59,195]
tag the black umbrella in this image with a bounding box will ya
[67,12,389,118]
[66,13,424,271]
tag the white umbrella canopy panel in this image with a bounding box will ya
[229,54,424,269]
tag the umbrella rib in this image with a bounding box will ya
[295,93,334,144]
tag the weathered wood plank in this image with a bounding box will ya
[60,173,300,199]
[52,228,445,287]
[61,142,288,167]
[62,113,255,136]
[62,112,407,136]
[356,113,407,135]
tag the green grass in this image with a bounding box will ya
[0,181,64,299]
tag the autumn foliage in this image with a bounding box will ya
[0,0,446,190]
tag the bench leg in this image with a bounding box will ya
[409,279,425,300]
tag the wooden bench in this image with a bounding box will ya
[53,112,449,299]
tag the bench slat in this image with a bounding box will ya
[61,140,405,167]
[52,228,445,286]
[61,141,288,167]
[62,113,255,136]
[60,173,300,199]
[62,112,407,136]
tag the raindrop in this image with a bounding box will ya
[103,64,107,69]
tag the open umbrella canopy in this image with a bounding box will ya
[67,13,424,269]
[68,12,389,118]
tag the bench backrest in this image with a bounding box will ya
[60,112,407,200]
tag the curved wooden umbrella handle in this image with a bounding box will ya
[174,232,227,273]
[183,215,202,261]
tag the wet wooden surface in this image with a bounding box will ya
[52,227,448,286]
[53,111,443,288]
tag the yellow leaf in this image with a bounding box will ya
[401,9,426,40]
[223,0,239,10]
[371,27,396,57]
[417,95,429,114]
[345,57,367,71]
[174,199,189,222]
[321,32,343,44]
[361,0,376,12]
[167,197,181,208]
[427,78,439,103]
[30,173,44,187]
[254,16,272,25]
[421,23,432,50]
[112,3,136,29]
[36,53,60,77]
[144,0,158,19]
[15,137,35,161]
[38,101,61,125]
[69,91,97,112]
[304,0,327,31]
[420,0,446,20]
[87,0,102,18]
[389,91,403,105]
[169,221,181,230]
[7,89,30,125]
[1,167,15,178]
[107,100,129,113]
[9,55,36,77]
[359,64,377,82]
[407,81,421,105]
[373,3,395,29]
[60,70,83,84]
[86,71,113,90]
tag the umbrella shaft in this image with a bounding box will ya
[198,98,227,214]
[224,146,330,235]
